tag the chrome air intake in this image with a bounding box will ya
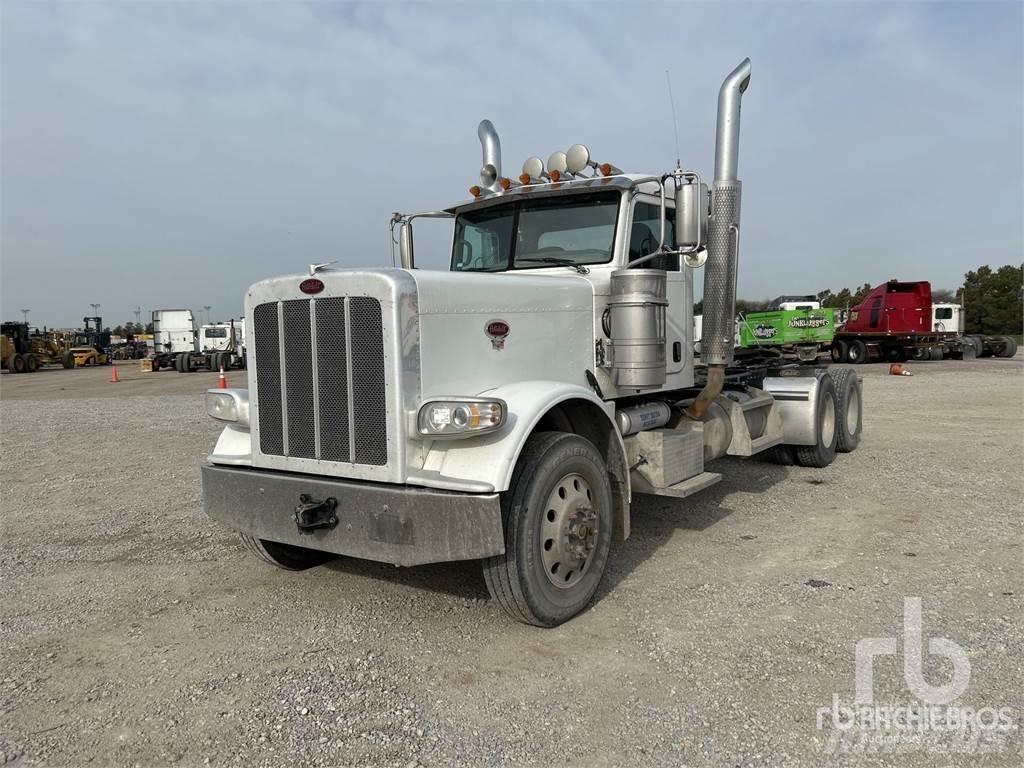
[477,120,502,194]
[701,58,751,367]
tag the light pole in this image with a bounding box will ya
[134,306,141,328]
[20,308,29,324]
[204,305,212,325]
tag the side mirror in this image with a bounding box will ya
[675,181,708,264]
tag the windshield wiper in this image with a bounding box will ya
[516,257,590,275]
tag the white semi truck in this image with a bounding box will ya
[151,310,247,372]
[150,309,196,370]
[202,60,865,626]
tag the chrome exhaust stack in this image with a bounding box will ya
[477,119,503,194]
[684,58,751,421]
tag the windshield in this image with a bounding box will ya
[204,328,228,338]
[451,191,621,272]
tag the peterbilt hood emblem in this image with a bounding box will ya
[299,278,325,295]
[485,319,510,350]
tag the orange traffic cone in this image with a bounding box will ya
[110,364,120,383]
[218,365,228,388]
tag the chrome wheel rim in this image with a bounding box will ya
[540,473,597,589]
[846,387,860,436]
[821,395,836,448]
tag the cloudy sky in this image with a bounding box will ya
[2,1,1021,328]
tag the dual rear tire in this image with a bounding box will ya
[832,338,868,364]
[762,369,862,467]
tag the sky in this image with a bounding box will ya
[2,1,1022,329]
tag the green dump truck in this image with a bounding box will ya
[738,307,835,362]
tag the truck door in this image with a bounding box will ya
[628,199,687,375]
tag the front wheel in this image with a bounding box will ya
[830,340,848,363]
[62,351,75,369]
[483,432,613,627]
[239,534,335,570]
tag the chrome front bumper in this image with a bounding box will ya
[202,464,504,567]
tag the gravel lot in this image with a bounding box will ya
[1,357,1021,767]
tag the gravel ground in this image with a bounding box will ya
[1,357,1021,766]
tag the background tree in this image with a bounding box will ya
[817,283,872,309]
[962,264,1023,335]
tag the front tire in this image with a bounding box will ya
[830,339,848,363]
[239,534,335,570]
[7,353,25,373]
[483,432,613,627]
[62,351,75,369]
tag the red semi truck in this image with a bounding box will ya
[830,280,1018,364]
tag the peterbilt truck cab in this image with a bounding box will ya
[202,60,865,626]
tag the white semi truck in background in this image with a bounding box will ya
[202,60,865,626]
[150,309,246,372]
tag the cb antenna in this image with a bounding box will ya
[666,69,681,168]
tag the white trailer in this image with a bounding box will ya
[201,60,865,626]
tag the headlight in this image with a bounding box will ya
[205,389,250,427]
[418,398,506,438]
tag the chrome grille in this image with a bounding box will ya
[254,297,388,466]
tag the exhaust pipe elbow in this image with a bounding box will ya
[478,119,502,192]
[713,58,751,183]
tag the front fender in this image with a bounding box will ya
[410,380,624,494]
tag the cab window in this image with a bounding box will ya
[935,307,953,320]
[629,202,678,270]
[451,191,620,272]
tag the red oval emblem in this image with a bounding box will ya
[485,320,510,339]
[300,278,324,295]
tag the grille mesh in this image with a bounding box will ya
[283,300,316,459]
[315,298,351,462]
[254,296,387,466]
[349,297,388,465]
[253,303,283,455]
